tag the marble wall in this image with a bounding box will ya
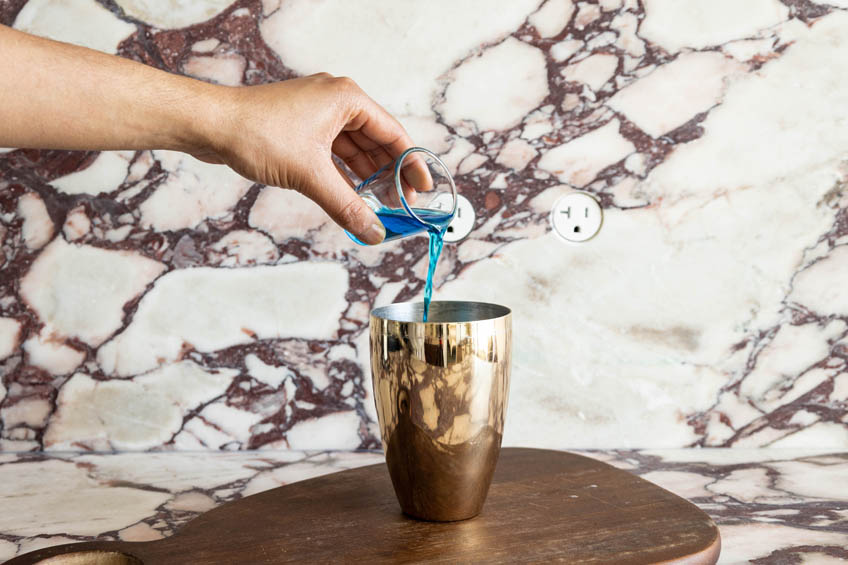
[1,0,847,452]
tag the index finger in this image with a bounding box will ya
[344,93,412,158]
[345,94,434,192]
[400,152,434,193]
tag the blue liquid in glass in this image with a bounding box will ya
[347,207,452,322]
[347,208,452,244]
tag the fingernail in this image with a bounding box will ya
[360,222,385,245]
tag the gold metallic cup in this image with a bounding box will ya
[370,301,512,521]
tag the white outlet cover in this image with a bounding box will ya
[551,191,603,243]
[430,193,476,243]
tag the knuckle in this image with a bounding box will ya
[341,153,360,166]
[337,197,365,230]
[335,76,359,91]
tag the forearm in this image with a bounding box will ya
[0,24,222,152]
[0,24,414,244]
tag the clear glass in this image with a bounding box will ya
[345,147,457,245]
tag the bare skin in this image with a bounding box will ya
[0,24,427,245]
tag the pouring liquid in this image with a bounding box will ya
[348,207,452,322]
[423,227,447,322]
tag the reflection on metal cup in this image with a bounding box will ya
[370,301,512,521]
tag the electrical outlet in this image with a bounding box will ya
[551,191,603,243]
[430,193,476,243]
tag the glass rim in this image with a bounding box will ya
[371,300,511,324]
[393,147,458,228]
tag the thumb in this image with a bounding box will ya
[305,162,386,245]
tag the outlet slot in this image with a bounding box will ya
[551,192,603,243]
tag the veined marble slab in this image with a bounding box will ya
[0,449,845,563]
[0,0,847,451]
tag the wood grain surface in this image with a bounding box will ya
[9,448,720,564]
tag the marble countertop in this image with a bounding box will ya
[0,448,845,564]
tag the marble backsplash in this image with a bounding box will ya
[1,0,847,452]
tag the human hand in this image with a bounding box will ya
[1,26,428,244]
[190,74,426,245]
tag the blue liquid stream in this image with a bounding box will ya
[347,207,453,322]
[423,228,446,322]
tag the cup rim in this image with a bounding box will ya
[394,147,458,227]
[371,301,511,324]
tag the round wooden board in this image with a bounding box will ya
[10,448,720,564]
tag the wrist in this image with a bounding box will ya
[161,77,233,157]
